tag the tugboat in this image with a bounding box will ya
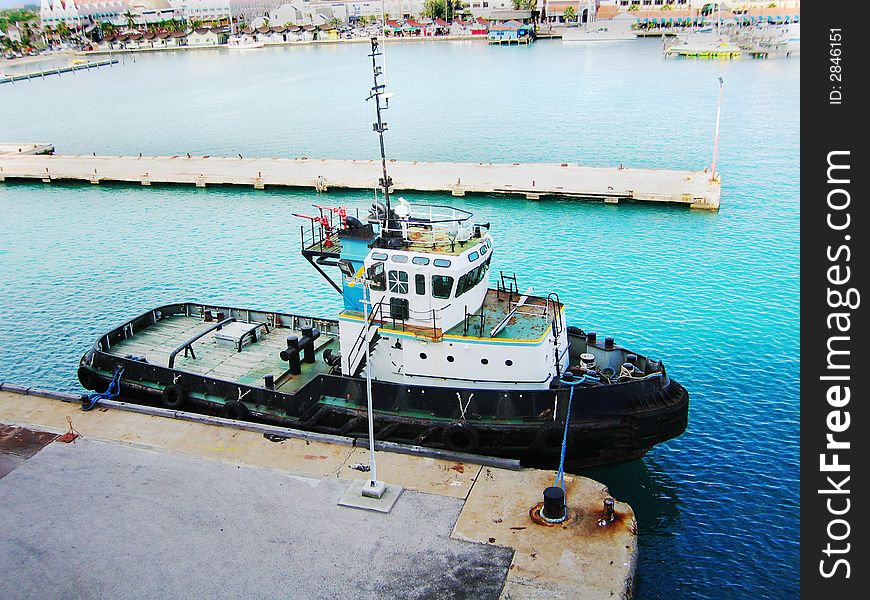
[77,39,689,469]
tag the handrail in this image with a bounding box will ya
[168,317,236,368]
[547,292,563,336]
[347,299,386,376]
[235,321,270,352]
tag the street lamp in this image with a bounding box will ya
[710,76,724,183]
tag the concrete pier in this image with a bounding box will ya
[0,146,721,209]
[0,143,55,156]
[0,384,638,598]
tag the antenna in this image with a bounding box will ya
[366,36,401,243]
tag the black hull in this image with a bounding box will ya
[79,348,688,471]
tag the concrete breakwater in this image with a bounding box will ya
[0,145,721,209]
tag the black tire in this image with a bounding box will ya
[223,400,249,421]
[161,384,187,410]
[442,421,480,453]
[78,367,97,391]
[535,421,571,455]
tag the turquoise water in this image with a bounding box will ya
[0,39,799,598]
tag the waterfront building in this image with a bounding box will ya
[466,1,514,20]
[487,9,531,23]
[188,25,229,44]
[39,0,176,30]
[487,19,533,41]
[598,0,799,12]
[541,1,589,24]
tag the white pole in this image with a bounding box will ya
[710,76,724,182]
[363,279,378,485]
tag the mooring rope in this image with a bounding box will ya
[553,381,576,489]
[552,373,599,489]
[81,366,124,411]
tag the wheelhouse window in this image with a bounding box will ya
[388,270,409,294]
[431,275,454,299]
[391,254,409,263]
[371,252,388,261]
[468,251,479,262]
[455,256,490,297]
[415,274,426,295]
[433,258,452,268]
[412,256,430,266]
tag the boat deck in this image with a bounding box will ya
[107,315,336,392]
[445,289,558,343]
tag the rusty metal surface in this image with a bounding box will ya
[0,424,57,479]
[0,425,57,459]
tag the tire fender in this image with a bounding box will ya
[161,384,187,410]
[442,421,480,453]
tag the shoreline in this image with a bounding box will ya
[1,50,74,68]
[78,35,499,57]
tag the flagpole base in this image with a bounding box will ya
[362,479,387,499]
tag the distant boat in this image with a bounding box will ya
[227,36,265,50]
[562,14,637,42]
[664,31,742,58]
[561,25,637,42]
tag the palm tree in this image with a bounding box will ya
[123,10,136,32]
[56,21,70,41]
[19,20,33,47]
[100,21,117,37]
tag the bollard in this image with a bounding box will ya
[542,486,567,523]
[598,497,616,527]
[280,336,302,375]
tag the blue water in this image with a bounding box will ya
[0,39,799,599]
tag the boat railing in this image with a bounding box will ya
[404,204,473,226]
[168,317,236,368]
[234,321,271,352]
[463,305,486,337]
[547,292,563,336]
[347,295,446,372]
[379,203,476,248]
[496,271,520,305]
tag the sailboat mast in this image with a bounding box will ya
[368,37,393,229]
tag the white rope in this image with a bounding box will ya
[457,392,473,420]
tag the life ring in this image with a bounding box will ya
[161,384,187,410]
[442,421,480,453]
[223,400,250,421]
[535,421,571,455]
[77,367,97,391]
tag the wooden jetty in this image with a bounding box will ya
[0,146,721,210]
[0,59,118,85]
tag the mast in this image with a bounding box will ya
[367,37,400,242]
